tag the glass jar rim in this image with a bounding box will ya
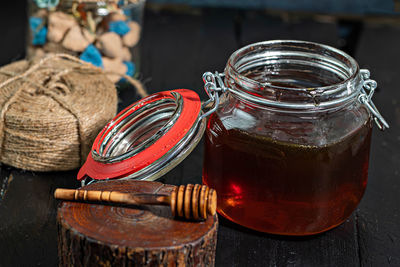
[224,40,361,110]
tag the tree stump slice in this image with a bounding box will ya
[57,180,218,267]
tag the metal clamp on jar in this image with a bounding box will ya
[78,40,388,236]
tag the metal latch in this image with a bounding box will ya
[201,69,389,131]
[359,69,389,130]
[200,71,227,119]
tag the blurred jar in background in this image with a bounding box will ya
[28,0,146,83]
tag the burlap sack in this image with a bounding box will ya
[0,54,118,171]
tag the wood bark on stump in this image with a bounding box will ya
[57,180,218,267]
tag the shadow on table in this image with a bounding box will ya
[218,214,330,241]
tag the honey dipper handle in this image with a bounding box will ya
[54,188,172,207]
[54,189,132,204]
[55,185,216,220]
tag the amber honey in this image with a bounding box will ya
[203,115,372,235]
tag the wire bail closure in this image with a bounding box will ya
[200,71,227,119]
[202,69,389,131]
[359,69,389,131]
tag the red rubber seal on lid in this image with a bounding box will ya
[77,89,201,181]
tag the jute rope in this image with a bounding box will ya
[0,53,147,171]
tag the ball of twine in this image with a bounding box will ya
[0,54,120,171]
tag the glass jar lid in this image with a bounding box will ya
[78,89,206,185]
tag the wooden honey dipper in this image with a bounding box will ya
[54,184,217,220]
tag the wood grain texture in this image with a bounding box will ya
[147,0,400,16]
[140,8,238,99]
[0,6,399,267]
[140,9,360,267]
[0,0,26,66]
[0,166,12,201]
[239,11,340,49]
[216,216,360,266]
[0,169,79,266]
[54,184,217,220]
[354,23,400,266]
[57,180,218,267]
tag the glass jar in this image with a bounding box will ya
[27,0,145,83]
[202,40,388,235]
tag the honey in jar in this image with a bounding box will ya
[202,40,387,235]
[203,114,372,235]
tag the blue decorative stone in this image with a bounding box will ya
[29,17,42,30]
[124,61,135,77]
[109,21,131,36]
[122,8,132,20]
[30,17,47,45]
[118,61,135,82]
[80,44,103,68]
[34,0,59,8]
[33,27,47,46]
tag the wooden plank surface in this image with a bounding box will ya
[0,170,79,266]
[239,11,340,48]
[148,0,400,16]
[0,5,399,267]
[140,8,238,99]
[140,9,360,267]
[0,0,26,66]
[354,23,400,266]
[140,9,400,267]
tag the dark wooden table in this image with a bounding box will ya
[0,5,399,267]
